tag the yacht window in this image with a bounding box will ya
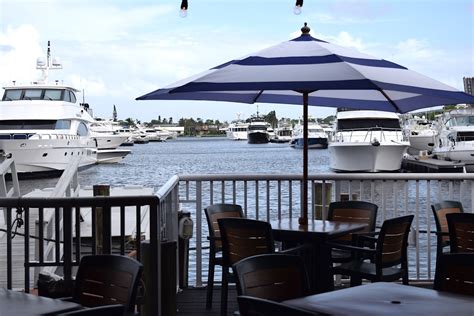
[55,120,71,129]
[452,116,474,126]
[69,91,77,103]
[77,122,88,136]
[3,89,22,101]
[0,120,56,130]
[43,90,63,100]
[337,118,401,130]
[24,89,43,100]
[64,91,71,102]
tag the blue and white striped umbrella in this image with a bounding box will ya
[137,23,474,223]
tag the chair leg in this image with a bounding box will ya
[206,259,215,309]
[350,276,362,287]
[220,268,228,316]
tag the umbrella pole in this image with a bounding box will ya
[299,92,309,225]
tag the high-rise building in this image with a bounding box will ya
[464,77,474,106]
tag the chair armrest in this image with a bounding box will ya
[326,242,376,255]
[434,231,449,237]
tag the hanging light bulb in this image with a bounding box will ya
[294,0,303,15]
[180,0,188,18]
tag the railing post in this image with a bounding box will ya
[93,185,111,254]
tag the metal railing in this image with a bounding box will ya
[0,175,180,316]
[177,172,474,287]
[333,128,406,143]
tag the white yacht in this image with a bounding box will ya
[272,125,293,143]
[89,119,130,149]
[226,114,248,140]
[402,116,438,155]
[0,42,97,176]
[247,117,270,144]
[329,110,409,172]
[432,108,474,171]
[290,122,328,149]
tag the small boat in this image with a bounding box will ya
[402,116,438,155]
[271,125,293,143]
[226,114,248,140]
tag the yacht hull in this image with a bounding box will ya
[247,132,269,144]
[0,138,97,174]
[408,134,437,155]
[329,143,408,172]
[93,135,130,150]
[291,137,328,149]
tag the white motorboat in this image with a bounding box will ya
[272,125,293,143]
[290,122,328,149]
[432,108,474,171]
[247,117,270,144]
[90,119,130,149]
[402,116,438,155]
[329,110,409,172]
[0,42,97,177]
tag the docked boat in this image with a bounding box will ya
[0,42,97,177]
[247,117,270,144]
[90,119,130,150]
[432,108,474,171]
[226,114,248,140]
[329,110,409,172]
[271,125,293,143]
[402,116,438,155]
[290,122,328,149]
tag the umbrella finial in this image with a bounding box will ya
[301,22,310,35]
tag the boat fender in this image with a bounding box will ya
[179,217,194,240]
[371,138,380,147]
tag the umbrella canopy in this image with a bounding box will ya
[137,23,474,224]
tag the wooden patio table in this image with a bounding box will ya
[283,282,474,316]
[0,288,81,315]
[270,218,366,294]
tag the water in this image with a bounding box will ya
[20,137,332,194]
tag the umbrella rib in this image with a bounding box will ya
[251,90,265,103]
[376,88,403,113]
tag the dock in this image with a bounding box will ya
[402,156,466,173]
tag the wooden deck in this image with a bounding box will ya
[177,286,238,316]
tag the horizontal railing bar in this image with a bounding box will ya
[0,195,159,208]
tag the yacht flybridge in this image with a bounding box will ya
[0,41,97,176]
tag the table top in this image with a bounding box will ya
[284,282,474,316]
[0,288,81,315]
[270,218,367,241]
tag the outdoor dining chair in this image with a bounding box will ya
[217,218,275,316]
[237,295,324,316]
[232,253,310,302]
[431,200,464,259]
[434,253,474,297]
[204,203,244,310]
[446,212,474,253]
[330,215,414,286]
[68,254,143,315]
[327,200,378,263]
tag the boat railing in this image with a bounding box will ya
[0,155,20,232]
[332,127,407,143]
[177,172,474,286]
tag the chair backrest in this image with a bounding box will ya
[237,296,321,316]
[434,253,474,296]
[58,304,126,316]
[218,218,274,266]
[233,253,310,302]
[328,200,378,241]
[446,213,474,253]
[431,200,464,244]
[375,215,414,269]
[205,203,244,249]
[73,255,143,313]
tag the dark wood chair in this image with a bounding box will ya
[204,203,244,310]
[431,200,464,259]
[330,215,414,286]
[327,200,378,263]
[446,212,474,253]
[434,253,474,296]
[218,218,275,316]
[237,296,324,316]
[57,304,126,316]
[70,255,143,315]
[232,253,310,302]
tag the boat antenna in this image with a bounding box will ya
[82,89,85,103]
[36,41,62,84]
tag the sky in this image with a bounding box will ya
[0,0,473,123]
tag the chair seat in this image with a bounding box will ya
[333,261,404,282]
[331,249,352,263]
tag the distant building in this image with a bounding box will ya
[464,77,474,106]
